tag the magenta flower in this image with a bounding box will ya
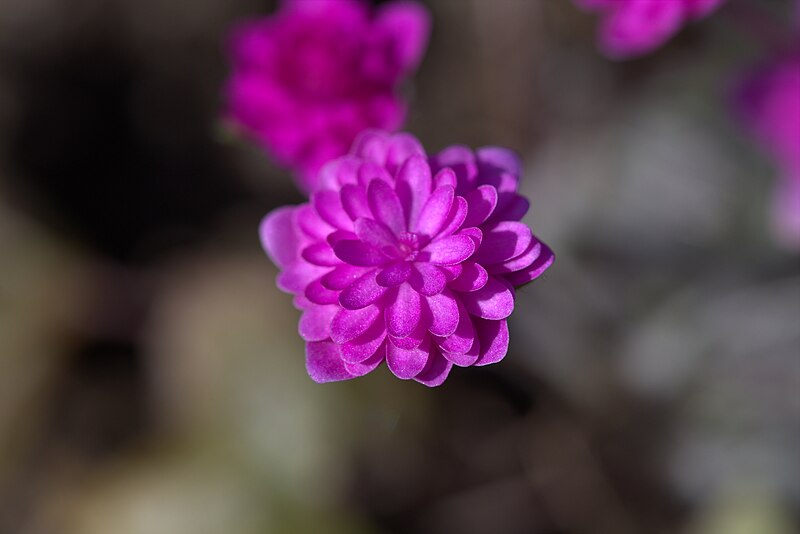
[259,131,554,386]
[735,51,800,249]
[224,0,430,192]
[575,0,725,59]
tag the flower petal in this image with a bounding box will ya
[354,217,397,249]
[341,184,371,221]
[368,177,406,234]
[321,264,371,290]
[387,334,431,379]
[295,204,334,241]
[477,146,522,177]
[474,318,509,366]
[298,304,339,342]
[473,221,532,265]
[305,278,340,305]
[312,189,352,230]
[331,305,381,344]
[437,299,475,354]
[277,261,328,294]
[413,350,453,387]
[339,269,387,310]
[396,154,432,229]
[306,341,353,383]
[462,185,498,228]
[424,234,475,265]
[486,239,542,274]
[503,243,555,286]
[459,276,515,320]
[301,242,340,266]
[385,283,422,337]
[425,289,459,337]
[376,261,412,287]
[449,261,488,292]
[340,320,387,363]
[415,186,454,237]
[343,345,386,377]
[374,0,431,73]
[333,239,388,266]
[409,262,446,295]
[433,167,457,189]
[260,207,299,269]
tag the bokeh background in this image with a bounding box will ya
[1,0,798,533]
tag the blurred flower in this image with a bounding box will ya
[574,0,725,59]
[259,130,553,386]
[734,51,800,249]
[224,0,430,192]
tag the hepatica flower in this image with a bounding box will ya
[260,131,554,386]
[225,0,430,191]
[575,0,725,59]
[735,51,800,249]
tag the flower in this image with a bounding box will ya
[224,0,430,192]
[259,131,554,386]
[574,0,725,59]
[734,51,800,249]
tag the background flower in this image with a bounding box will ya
[735,51,800,249]
[575,0,726,59]
[225,0,430,191]
[260,131,553,386]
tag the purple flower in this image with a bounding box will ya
[259,131,554,386]
[224,0,430,192]
[575,0,725,59]
[735,51,800,249]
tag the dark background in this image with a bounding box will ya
[0,1,798,533]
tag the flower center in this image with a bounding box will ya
[396,232,421,261]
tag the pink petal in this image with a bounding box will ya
[368,178,406,234]
[357,160,392,187]
[260,207,298,269]
[352,130,390,165]
[331,305,381,344]
[298,304,339,342]
[437,299,475,354]
[503,243,555,287]
[354,217,397,249]
[318,156,361,190]
[474,318,509,366]
[305,278,340,305]
[376,261,412,287]
[343,346,386,377]
[277,261,328,294]
[424,234,476,265]
[409,262,447,295]
[440,264,463,281]
[340,320,388,363]
[415,186,454,237]
[396,154,432,229]
[425,289,459,337]
[339,269,387,310]
[442,341,479,367]
[436,196,468,238]
[476,146,522,177]
[462,185,498,228]
[433,167,457,189]
[312,189,352,230]
[449,261,489,291]
[321,264,371,290]
[326,229,357,247]
[301,242,340,266]
[459,276,515,320]
[389,316,429,349]
[385,133,427,174]
[473,221,532,265]
[385,283,422,337]
[374,1,431,73]
[413,350,453,387]
[386,335,431,379]
[295,204,334,241]
[460,227,483,250]
[341,184,371,220]
[491,194,529,222]
[486,239,542,274]
[432,145,478,194]
[333,239,388,266]
[306,341,353,383]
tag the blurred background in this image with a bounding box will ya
[0,0,798,532]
